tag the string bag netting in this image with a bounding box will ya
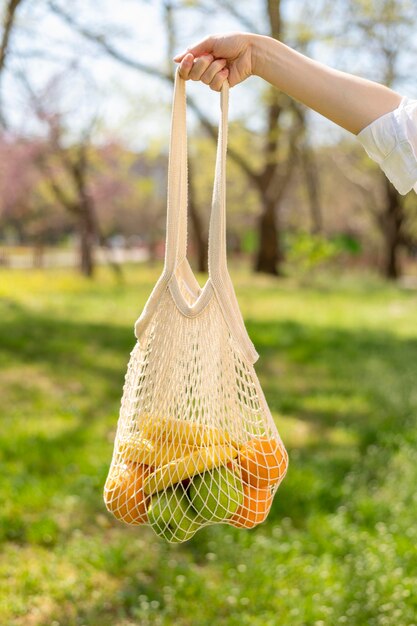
[104,68,288,543]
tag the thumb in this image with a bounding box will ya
[173,35,215,62]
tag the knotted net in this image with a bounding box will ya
[104,68,288,543]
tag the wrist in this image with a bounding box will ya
[250,34,277,78]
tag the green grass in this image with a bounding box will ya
[1,263,417,626]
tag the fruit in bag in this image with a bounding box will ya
[238,437,287,489]
[143,444,238,496]
[118,435,196,467]
[229,484,273,528]
[104,73,289,542]
[188,466,244,522]
[147,486,203,542]
[104,463,151,525]
[139,416,234,447]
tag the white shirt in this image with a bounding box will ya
[357,96,417,195]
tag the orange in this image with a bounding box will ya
[229,484,273,528]
[104,463,151,525]
[238,437,287,489]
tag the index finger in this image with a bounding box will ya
[173,35,215,62]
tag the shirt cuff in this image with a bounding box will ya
[357,96,417,195]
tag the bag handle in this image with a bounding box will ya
[136,66,259,364]
[164,66,229,280]
[208,66,229,281]
[163,67,187,275]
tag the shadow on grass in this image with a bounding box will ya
[244,317,417,527]
[0,299,135,543]
[0,298,133,376]
[2,300,417,543]
[3,299,417,624]
[247,317,417,435]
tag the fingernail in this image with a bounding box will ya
[173,52,185,61]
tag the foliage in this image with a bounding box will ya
[284,231,360,277]
[1,263,417,625]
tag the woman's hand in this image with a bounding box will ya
[173,32,255,90]
[174,31,403,134]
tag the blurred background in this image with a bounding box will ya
[1,1,417,625]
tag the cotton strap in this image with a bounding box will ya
[164,66,229,279]
[135,67,259,364]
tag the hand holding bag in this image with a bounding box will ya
[104,68,288,543]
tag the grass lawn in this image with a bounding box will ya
[1,262,417,626]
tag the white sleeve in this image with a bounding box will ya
[357,96,417,195]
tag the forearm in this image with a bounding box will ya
[250,34,402,135]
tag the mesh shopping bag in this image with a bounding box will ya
[104,68,288,543]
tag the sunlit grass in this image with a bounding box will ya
[1,263,417,624]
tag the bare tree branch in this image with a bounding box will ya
[48,0,259,183]
[266,103,305,206]
[213,0,260,32]
[0,0,26,126]
[0,0,24,73]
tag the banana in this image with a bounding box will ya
[118,435,196,467]
[143,444,238,495]
[138,416,234,447]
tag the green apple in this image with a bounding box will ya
[189,466,244,522]
[147,486,203,543]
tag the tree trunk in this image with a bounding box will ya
[189,203,208,273]
[385,237,400,280]
[301,143,322,234]
[0,0,23,73]
[381,177,403,280]
[254,197,281,275]
[188,158,207,272]
[78,204,96,277]
[253,0,288,277]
